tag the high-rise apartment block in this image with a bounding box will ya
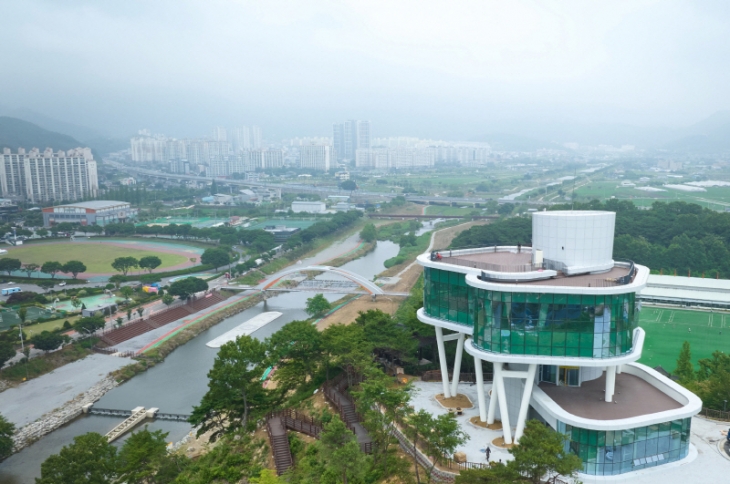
[299,145,333,171]
[249,149,284,170]
[0,147,99,203]
[332,119,370,162]
[355,147,435,169]
[131,125,263,164]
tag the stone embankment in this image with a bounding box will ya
[11,375,119,452]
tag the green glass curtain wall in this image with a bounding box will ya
[557,419,691,475]
[423,267,472,326]
[472,289,637,358]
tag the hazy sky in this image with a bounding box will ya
[2,0,730,139]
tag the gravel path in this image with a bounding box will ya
[0,354,130,427]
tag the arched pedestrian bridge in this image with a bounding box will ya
[259,265,385,295]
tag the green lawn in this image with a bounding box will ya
[5,243,187,273]
[424,205,475,216]
[25,315,82,334]
[573,180,730,210]
[638,306,730,372]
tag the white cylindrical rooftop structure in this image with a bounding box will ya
[532,210,615,275]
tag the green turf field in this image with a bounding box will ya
[638,306,730,372]
[5,242,187,274]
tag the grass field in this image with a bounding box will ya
[638,306,730,372]
[574,180,730,210]
[4,242,187,274]
[423,205,475,216]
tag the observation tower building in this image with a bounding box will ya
[417,210,701,477]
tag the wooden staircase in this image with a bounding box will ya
[267,416,294,475]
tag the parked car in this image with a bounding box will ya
[58,282,66,287]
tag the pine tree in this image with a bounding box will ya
[675,340,694,383]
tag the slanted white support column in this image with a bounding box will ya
[514,364,537,442]
[487,380,498,424]
[605,365,616,403]
[450,333,465,397]
[434,326,451,398]
[474,356,487,422]
[494,363,513,444]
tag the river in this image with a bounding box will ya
[0,238,400,483]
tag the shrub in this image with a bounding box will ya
[7,292,37,304]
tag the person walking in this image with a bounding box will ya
[485,445,491,461]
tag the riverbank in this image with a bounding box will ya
[0,353,130,453]
[0,291,264,457]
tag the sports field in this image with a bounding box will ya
[246,219,316,230]
[140,216,229,228]
[638,306,730,372]
[3,239,202,275]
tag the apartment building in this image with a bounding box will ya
[299,144,333,171]
[0,147,99,203]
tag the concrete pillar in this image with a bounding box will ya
[450,333,465,397]
[616,364,622,375]
[435,326,451,398]
[474,355,487,422]
[605,365,616,403]
[514,364,537,442]
[494,363,512,444]
[487,380,498,424]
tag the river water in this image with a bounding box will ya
[0,239,400,483]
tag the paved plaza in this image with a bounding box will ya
[410,381,730,483]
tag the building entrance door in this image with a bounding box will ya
[559,366,580,386]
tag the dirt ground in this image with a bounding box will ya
[389,263,422,293]
[435,393,474,409]
[469,416,502,430]
[317,296,405,330]
[431,220,490,248]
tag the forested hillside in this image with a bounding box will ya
[450,199,730,277]
[0,117,82,151]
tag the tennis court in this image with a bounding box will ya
[141,217,229,228]
[0,307,57,330]
[638,306,730,372]
[246,219,316,230]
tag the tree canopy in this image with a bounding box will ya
[41,261,63,279]
[61,260,86,279]
[138,256,162,273]
[0,412,15,461]
[360,223,377,243]
[36,428,186,484]
[0,258,21,276]
[111,256,139,276]
[305,293,331,317]
[189,335,274,441]
[32,331,64,353]
[201,248,230,270]
[508,420,582,484]
[36,432,118,484]
[168,277,208,299]
[73,315,106,335]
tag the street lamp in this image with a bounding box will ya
[724,400,727,413]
